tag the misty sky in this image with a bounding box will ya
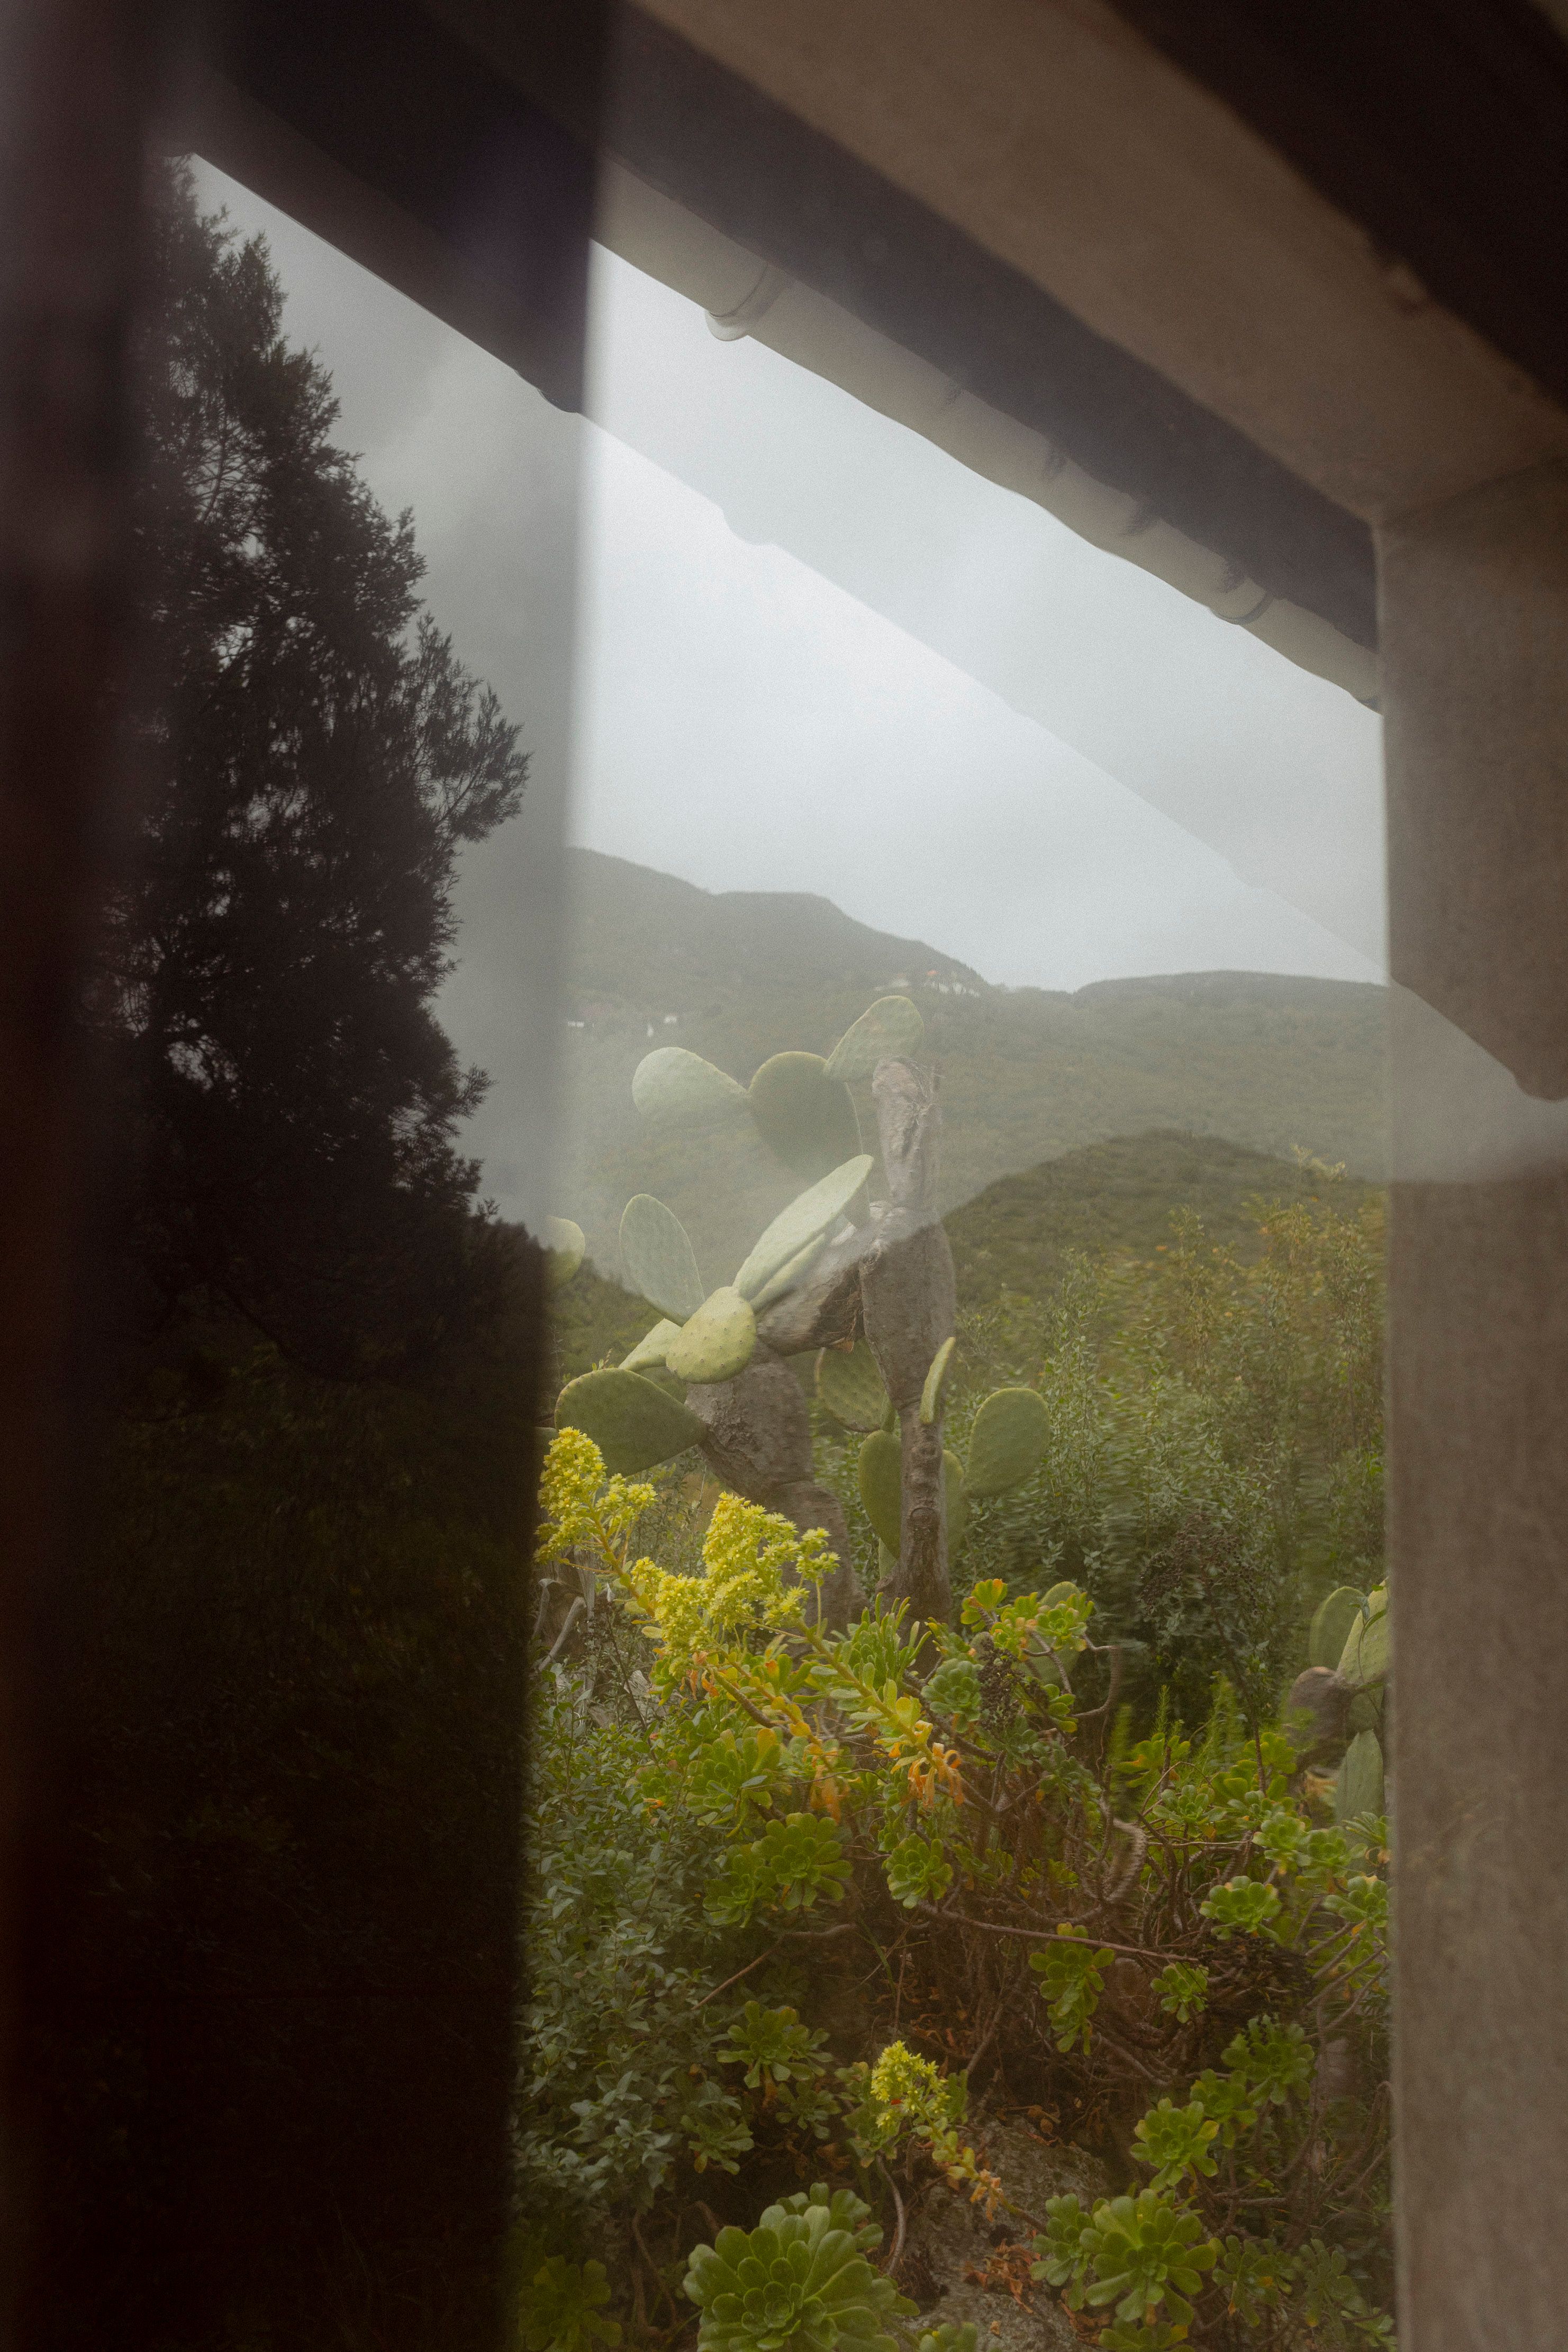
[192,159,1386,981]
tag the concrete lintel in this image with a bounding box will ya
[635,0,1568,524]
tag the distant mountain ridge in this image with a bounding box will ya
[556,849,1390,1279]
[564,847,983,1016]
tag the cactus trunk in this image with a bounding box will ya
[895,1398,951,1625]
[859,1059,956,1624]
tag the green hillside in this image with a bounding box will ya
[945,1128,1382,1310]
[555,848,1389,1282]
[548,1128,1382,1389]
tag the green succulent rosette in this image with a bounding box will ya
[684,2195,912,2352]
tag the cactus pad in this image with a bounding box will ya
[747,1051,862,1182]
[667,1286,758,1383]
[919,1336,957,1426]
[1346,1688,1383,1736]
[1336,1586,1389,1691]
[631,1046,748,1127]
[823,994,925,1082]
[1335,1729,1385,1821]
[857,1426,967,1551]
[734,1155,874,1301]
[944,1449,968,1553]
[962,1386,1048,1498]
[857,1429,903,1553]
[817,1341,890,1432]
[620,1193,705,1322]
[555,1368,705,1474]
[541,1216,585,1291]
[750,1231,828,1313]
[1310,1586,1365,1672]
[621,1318,682,1373]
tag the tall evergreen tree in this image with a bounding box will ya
[102,160,526,1372]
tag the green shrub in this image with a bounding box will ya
[533,1433,1395,2345]
[519,1685,755,2219]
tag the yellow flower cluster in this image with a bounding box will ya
[633,1562,708,1662]
[534,1433,841,1676]
[634,1492,833,1670]
[868,2040,1003,2212]
[534,1428,654,1568]
[701,1492,824,1624]
[868,2039,945,2120]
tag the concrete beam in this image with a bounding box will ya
[635,0,1568,524]
[1379,459,1568,2345]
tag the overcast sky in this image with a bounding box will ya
[192,159,1385,967]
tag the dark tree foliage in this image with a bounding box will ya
[35,164,543,2352]
[102,160,527,1372]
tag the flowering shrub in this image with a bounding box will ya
[529,1432,1393,2349]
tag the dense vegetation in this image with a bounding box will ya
[944,1132,1381,1313]
[527,1155,1391,2351]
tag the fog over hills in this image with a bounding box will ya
[551,849,1389,1283]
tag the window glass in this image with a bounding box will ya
[528,182,1397,2352]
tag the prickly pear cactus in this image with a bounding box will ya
[620,1193,706,1322]
[943,1454,969,1555]
[1309,1586,1365,1671]
[751,1233,830,1314]
[857,1429,903,1555]
[1336,1727,1385,1821]
[541,1216,585,1292]
[1336,1586,1389,1693]
[919,1337,957,1426]
[603,998,994,1625]
[1346,1688,1383,1736]
[962,1386,1048,1498]
[815,1341,890,1433]
[621,1318,683,1372]
[555,1367,705,1474]
[667,1286,758,1383]
[735,1156,872,1301]
[747,1051,862,1184]
[857,1430,967,1558]
[821,994,925,1082]
[631,1045,749,1128]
